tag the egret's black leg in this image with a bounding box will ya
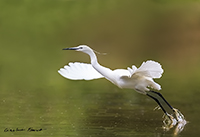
[147,93,167,114]
[149,90,173,110]
[147,90,174,115]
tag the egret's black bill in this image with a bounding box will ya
[63,47,78,50]
[147,91,174,115]
[63,47,83,50]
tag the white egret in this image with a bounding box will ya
[58,45,174,116]
[58,45,163,93]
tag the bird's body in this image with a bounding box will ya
[58,45,163,94]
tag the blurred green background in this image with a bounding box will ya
[0,0,200,136]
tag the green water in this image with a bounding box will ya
[1,0,200,136]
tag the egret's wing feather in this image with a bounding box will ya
[58,62,104,80]
[133,60,164,78]
[127,65,137,76]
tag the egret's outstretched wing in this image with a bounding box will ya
[125,60,163,78]
[119,60,163,79]
[58,62,104,80]
[131,60,164,79]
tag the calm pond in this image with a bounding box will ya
[0,79,199,137]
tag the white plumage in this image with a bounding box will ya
[58,45,164,94]
[135,60,163,79]
[58,62,104,80]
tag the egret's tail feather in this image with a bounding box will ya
[148,80,161,91]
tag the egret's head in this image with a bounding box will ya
[63,45,93,54]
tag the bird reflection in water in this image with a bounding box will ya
[162,108,187,135]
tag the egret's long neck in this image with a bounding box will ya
[86,50,113,80]
[87,50,102,70]
[88,50,98,65]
